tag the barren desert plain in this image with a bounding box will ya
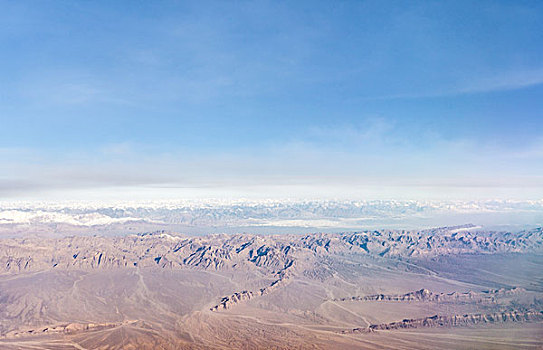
[0,225,542,349]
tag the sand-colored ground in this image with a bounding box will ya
[0,229,542,349]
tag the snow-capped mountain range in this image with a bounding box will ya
[0,199,541,236]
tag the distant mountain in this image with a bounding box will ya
[2,227,542,274]
[1,199,542,236]
[1,227,542,349]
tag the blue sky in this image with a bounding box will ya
[1,0,542,200]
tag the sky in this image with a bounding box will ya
[1,0,542,201]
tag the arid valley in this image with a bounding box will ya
[1,224,542,349]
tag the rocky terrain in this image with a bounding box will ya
[335,287,526,303]
[2,226,542,273]
[343,310,543,333]
[1,199,542,237]
[0,226,542,349]
[3,320,139,339]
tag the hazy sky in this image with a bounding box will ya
[1,0,542,200]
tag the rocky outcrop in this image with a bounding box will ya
[339,227,543,257]
[2,320,138,339]
[210,263,294,311]
[334,287,526,304]
[210,290,256,311]
[1,229,542,274]
[342,310,543,334]
[0,233,297,274]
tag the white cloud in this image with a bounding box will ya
[1,130,543,201]
[366,67,543,100]
[100,142,134,156]
[458,67,543,94]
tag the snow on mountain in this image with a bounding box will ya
[0,199,541,233]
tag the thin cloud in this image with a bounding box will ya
[100,142,134,156]
[458,68,543,94]
[2,130,543,200]
[365,67,543,101]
